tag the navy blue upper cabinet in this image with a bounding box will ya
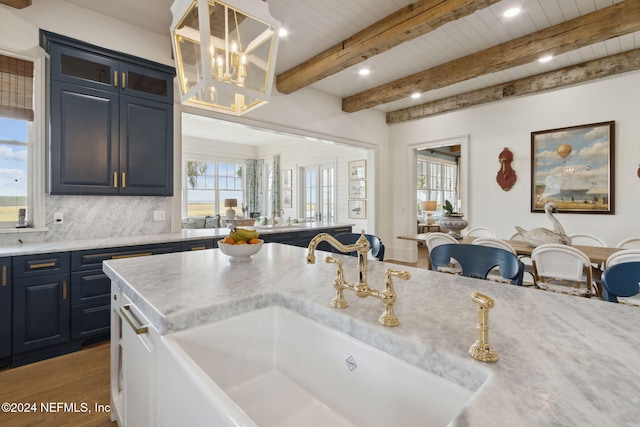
[42,31,174,196]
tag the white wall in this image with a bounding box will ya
[390,71,640,262]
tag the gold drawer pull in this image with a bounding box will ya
[191,246,207,251]
[121,172,126,188]
[121,72,126,89]
[111,253,152,260]
[114,171,118,188]
[62,280,68,300]
[2,265,6,286]
[29,261,56,270]
[120,305,148,335]
[113,70,118,87]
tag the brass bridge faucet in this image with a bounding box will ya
[306,231,411,326]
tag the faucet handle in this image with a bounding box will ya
[386,269,411,281]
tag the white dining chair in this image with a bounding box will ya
[464,227,497,238]
[569,233,608,270]
[605,249,640,268]
[425,232,460,273]
[569,233,607,247]
[531,244,597,297]
[616,237,640,249]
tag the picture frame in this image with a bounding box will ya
[349,180,366,199]
[348,160,366,180]
[282,189,292,208]
[282,169,292,188]
[531,121,615,214]
[348,200,366,219]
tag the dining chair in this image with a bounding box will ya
[569,233,607,247]
[472,238,535,286]
[464,227,497,238]
[569,233,608,270]
[425,232,460,273]
[531,244,597,297]
[600,261,640,305]
[605,249,640,268]
[430,243,525,285]
[332,232,385,261]
[615,237,640,249]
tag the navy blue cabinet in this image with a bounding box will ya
[42,31,174,196]
[0,258,11,364]
[12,253,71,356]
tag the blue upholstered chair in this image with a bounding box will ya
[430,243,525,285]
[332,233,385,261]
[601,261,640,304]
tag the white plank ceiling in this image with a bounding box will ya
[61,0,639,137]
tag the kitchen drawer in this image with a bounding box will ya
[71,242,181,271]
[13,252,70,279]
[71,271,111,305]
[71,301,110,340]
[181,239,215,251]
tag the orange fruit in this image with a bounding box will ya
[249,238,261,244]
[236,240,247,245]
[223,236,236,244]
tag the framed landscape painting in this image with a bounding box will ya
[530,121,614,214]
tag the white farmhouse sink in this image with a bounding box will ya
[158,306,476,427]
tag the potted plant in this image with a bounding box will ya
[442,200,464,217]
[439,200,468,238]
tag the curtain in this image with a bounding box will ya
[272,155,280,213]
[245,159,263,216]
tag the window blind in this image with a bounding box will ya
[0,53,34,121]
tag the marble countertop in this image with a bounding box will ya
[103,243,640,426]
[0,222,353,257]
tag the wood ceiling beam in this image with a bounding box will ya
[386,48,640,123]
[275,0,500,95]
[344,1,640,113]
[0,0,31,8]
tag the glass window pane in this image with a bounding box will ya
[0,117,28,225]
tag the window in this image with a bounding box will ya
[185,160,244,217]
[303,164,334,221]
[417,157,458,215]
[0,50,42,229]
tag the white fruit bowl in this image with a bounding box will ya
[217,240,264,262]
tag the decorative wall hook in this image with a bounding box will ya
[496,147,516,191]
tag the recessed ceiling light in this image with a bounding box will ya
[503,7,521,18]
[358,68,370,76]
[538,55,553,63]
[279,28,288,37]
[411,92,421,99]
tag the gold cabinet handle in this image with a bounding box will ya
[121,172,126,188]
[121,72,126,89]
[2,265,6,287]
[114,70,118,87]
[111,252,152,260]
[113,171,118,188]
[62,280,68,300]
[120,305,148,335]
[190,246,207,251]
[29,261,56,270]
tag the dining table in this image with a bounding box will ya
[397,232,621,296]
[397,233,621,265]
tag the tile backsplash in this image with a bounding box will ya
[0,195,173,247]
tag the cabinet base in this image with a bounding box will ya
[11,335,108,367]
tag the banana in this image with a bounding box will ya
[230,227,259,242]
[234,227,259,240]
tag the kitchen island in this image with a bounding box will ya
[104,243,640,426]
